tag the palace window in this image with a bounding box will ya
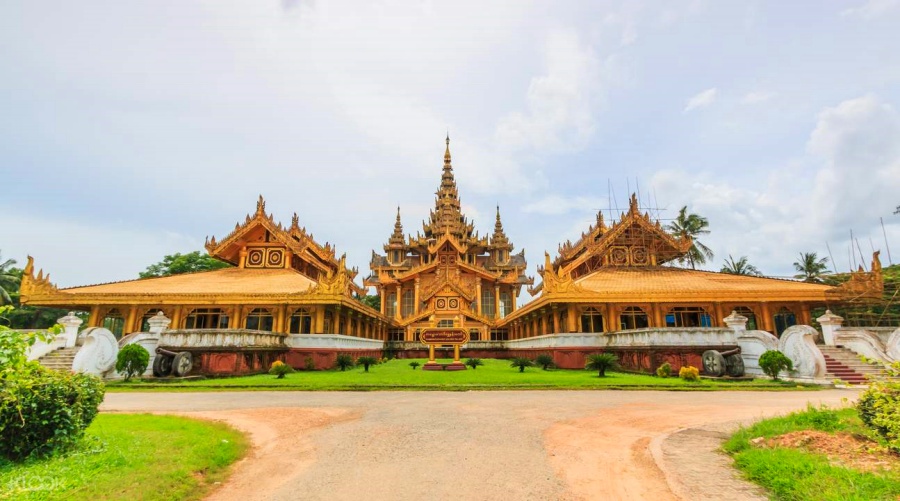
[388,329,405,342]
[437,319,455,328]
[665,307,712,328]
[401,290,415,318]
[774,307,796,337]
[323,311,333,334]
[481,289,495,318]
[245,308,274,331]
[184,308,229,329]
[289,308,312,334]
[102,308,125,337]
[620,306,649,330]
[733,306,758,331]
[499,292,512,318]
[386,293,397,318]
[580,307,604,333]
[469,329,481,341]
[490,329,509,341]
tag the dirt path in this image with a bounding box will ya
[102,390,855,500]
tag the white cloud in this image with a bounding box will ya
[652,95,900,276]
[741,91,775,105]
[522,195,607,216]
[683,87,718,112]
[841,0,900,19]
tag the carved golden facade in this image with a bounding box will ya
[21,197,387,338]
[364,137,532,341]
[498,194,881,339]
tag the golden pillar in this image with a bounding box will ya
[712,303,724,328]
[475,278,482,315]
[124,306,138,334]
[494,285,500,319]
[551,305,560,334]
[512,288,518,312]
[760,302,773,333]
[380,290,386,315]
[414,278,420,315]
[566,307,577,333]
[394,285,401,321]
[88,306,101,327]
[315,307,325,334]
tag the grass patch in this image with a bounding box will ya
[0,414,247,501]
[724,406,900,500]
[108,358,813,392]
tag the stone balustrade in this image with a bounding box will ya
[286,334,385,350]
[160,329,287,349]
[505,328,737,350]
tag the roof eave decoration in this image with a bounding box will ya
[529,252,583,297]
[19,256,59,299]
[826,251,885,301]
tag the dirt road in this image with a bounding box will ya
[102,390,854,500]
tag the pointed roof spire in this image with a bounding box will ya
[389,206,405,245]
[491,205,512,249]
[256,195,266,216]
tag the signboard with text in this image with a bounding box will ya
[420,328,469,345]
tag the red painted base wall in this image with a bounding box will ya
[196,350,285,375]
[285,348,384,370]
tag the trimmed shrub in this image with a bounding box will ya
[465,358,484,370]
[857,381,900,452]
[510,357,534,373]
[357,356,378,372]
[115,344,150,381]
[409,361,421,370]
[656,362,672,378]
[679,365,700,382]
[535,354,555,370]
[304,356,316,371]
[758,350,793,381]
[268,360,295,379]
[335,354,355,371]
[0,363,105,461]
[585,353,618,377]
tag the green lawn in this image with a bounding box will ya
[724,406,900,500]
[0,414,247,501]
[108,358,812,391]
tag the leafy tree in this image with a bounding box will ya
[667,207,714,269]
[0,252,20,305]
[793,252,829,283]
[720,255,762,276]
[509,357,533,373]
[139,251,231,279]
[335,354,354,371]
[465,358,483,370]
[585,353,618,377]
[357,356,378,372]
[535,353,555,370]
[758,350,793,381]
[115,344,150,381]
[357,294,380,310]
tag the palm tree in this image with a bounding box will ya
[509,357,534,373]
[667,206,714,269]
[720,255,762,276]
[585,353,619,377]
[0,252,20,305]
[793,252,829,283]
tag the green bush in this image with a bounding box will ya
[268,360,295,379]
[465,358,484,370]
[409,361,421,370]
[759,350,793,381]
[510,357,534,373]
[679,365,700,381]
[0,363,105,461]
[357,356,378,372]
[585,353,618,377]
[115,344,149,382]
[857,381,900,452]
[335,354,355,371]
[304,356,316,371]
[535,354,555,370]
[656,362,672,378]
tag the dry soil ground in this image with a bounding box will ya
[102,390,854,501]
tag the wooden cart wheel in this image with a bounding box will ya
[172,351,193,377]
[152,354,173,377]
[725,354,745,377]
[702,350,726,377]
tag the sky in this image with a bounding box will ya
[2,0,900,292]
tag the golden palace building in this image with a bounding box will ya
[20,137,882,373]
